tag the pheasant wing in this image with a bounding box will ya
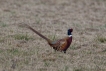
[50,38,67,51]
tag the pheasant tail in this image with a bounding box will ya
[25,24,51,42]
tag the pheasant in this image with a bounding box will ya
[25,24,73,53]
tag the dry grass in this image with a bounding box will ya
[0,0,106,71]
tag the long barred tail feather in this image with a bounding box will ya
[25,24,51,42]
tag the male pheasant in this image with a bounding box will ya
[25,24,73,53]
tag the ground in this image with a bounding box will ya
[0,0,106,71]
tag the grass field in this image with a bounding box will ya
[0,0,106,71]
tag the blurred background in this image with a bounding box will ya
[0,0,106,71]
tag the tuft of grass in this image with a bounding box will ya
[36,18,41,24]
[70,45,77,50]
[24,58,30,65]
[22,50,35,56]
[6,48,35,57]
[52,35,56,41]
[0,37,5,43]
[0,22,7,27]
[70,44,81,50]
[96,36,106,43]
[38,68,47,71]
[10,11,16,15]
[73,68,83,71]
[0,49,3,53]
[102,49,106,52]
[49,34,57,41]
[104,24,106,28]
[14,34,32,41]
[44,61,49,67]
[64,66,69,71]
[7,48,20,55]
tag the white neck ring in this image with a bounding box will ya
[68,35,72,37]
